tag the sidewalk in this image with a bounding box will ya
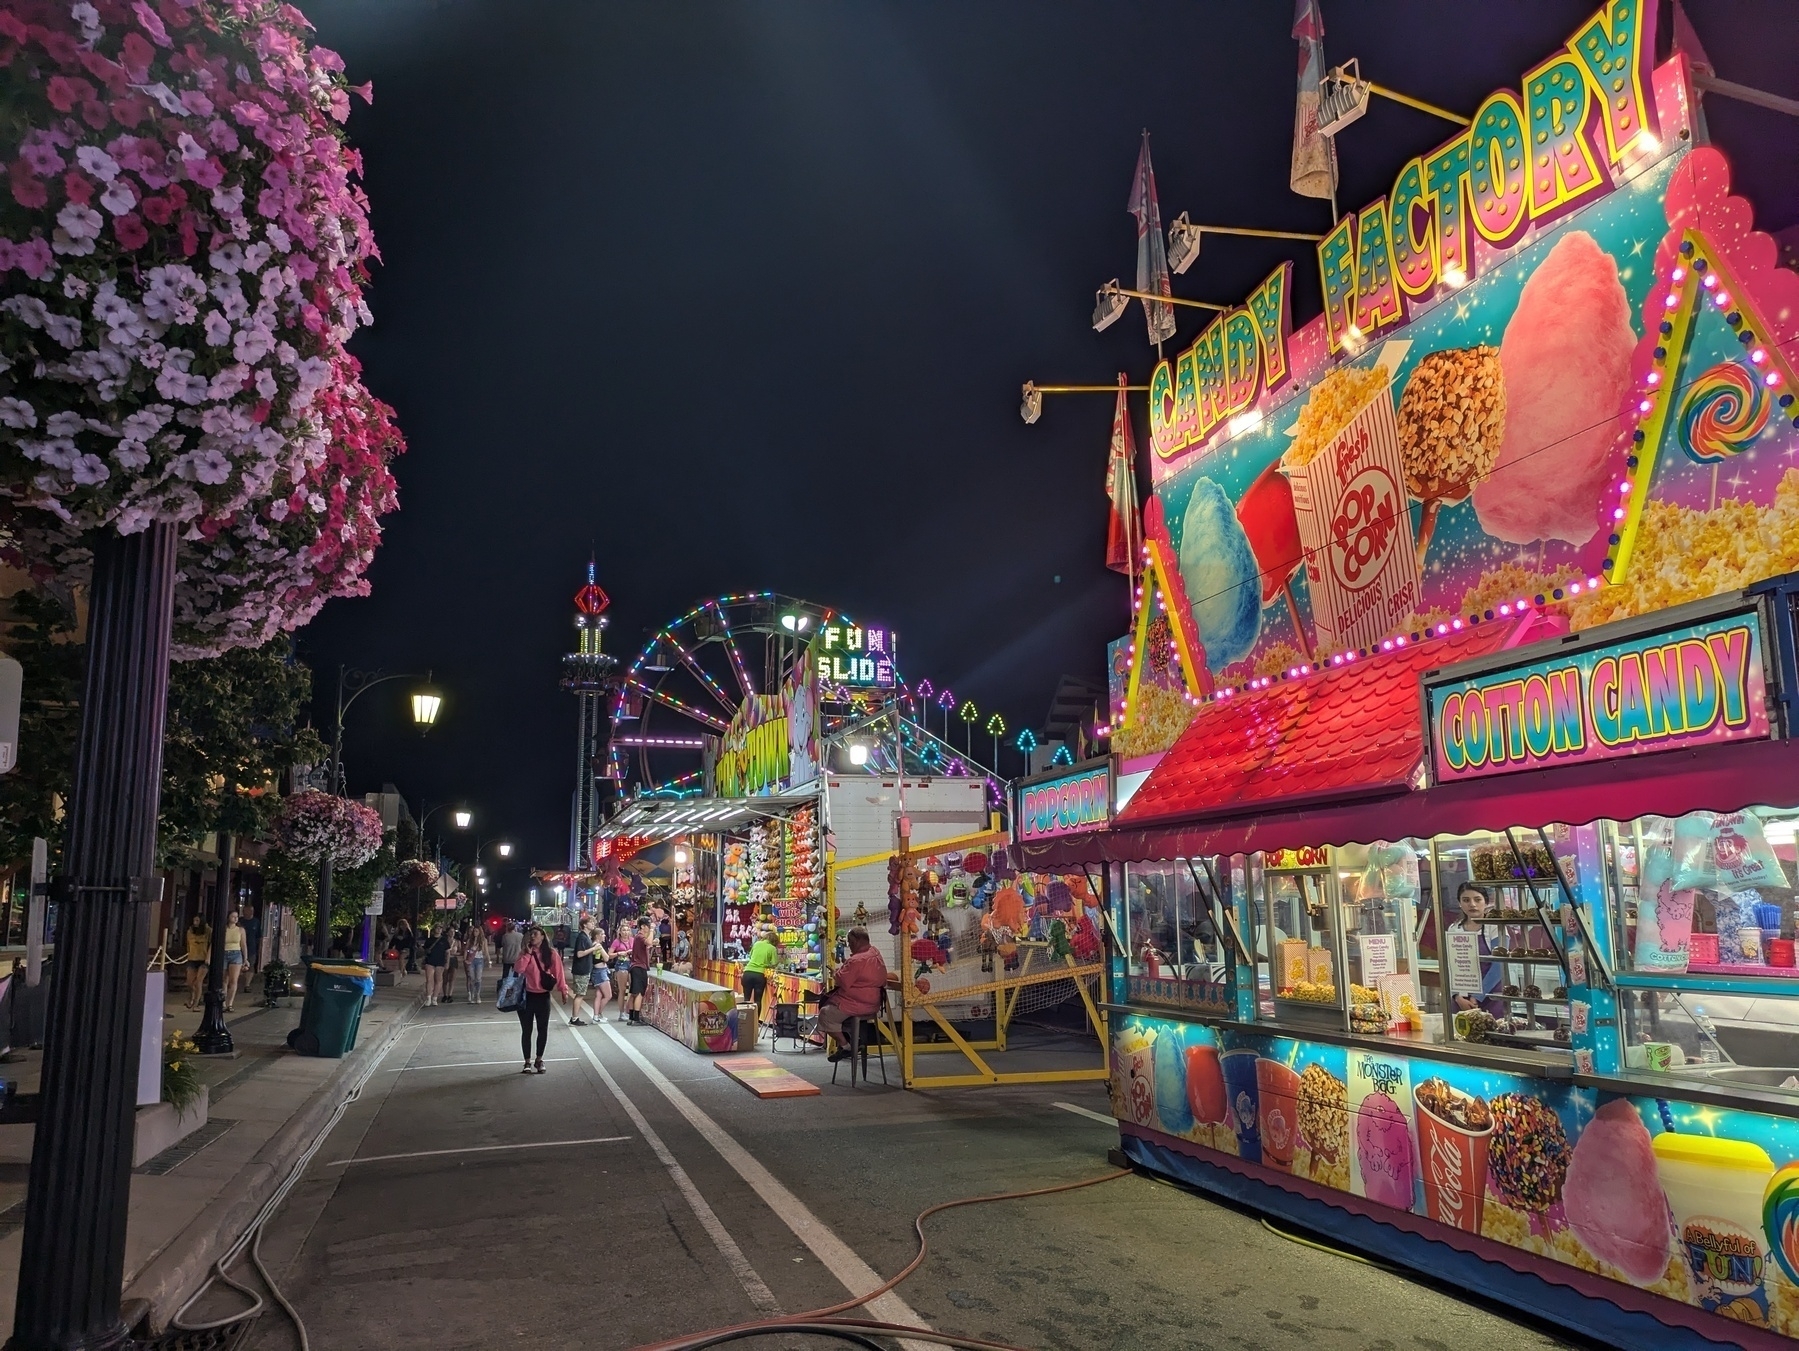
[0,966,422,1335]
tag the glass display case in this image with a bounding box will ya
[1120,860,1232,1013]
[1425,828,1573,1058]
[1606,806,1799,1088]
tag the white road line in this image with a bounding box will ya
[1053,1100,1119,1126]
[562,1016,780,1314]
[382,1057,579,1072]
[591,1018,928,1333]
[405,1018,511,1028]
[328,1136,630,1166]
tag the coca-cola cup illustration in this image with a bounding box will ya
[1413,1076,1494,1234]
[1220,1049,1262,1164]
[1256,1057,1302,1172]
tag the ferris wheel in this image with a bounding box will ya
[605,592,886,799]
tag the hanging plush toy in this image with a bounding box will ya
[1048,918,1072,960]
[971,875,996,911]
[1070,913,1102,962]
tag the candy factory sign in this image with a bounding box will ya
[1426,608,1772,782]
[1117,0,1799,768]
[1017,759,1113,843]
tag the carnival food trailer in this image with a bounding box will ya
[1023,7,1799,1344]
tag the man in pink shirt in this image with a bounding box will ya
[820,927,888,1061]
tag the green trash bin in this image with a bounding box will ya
[287,961,374,1057]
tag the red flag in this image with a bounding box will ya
[1127,133,1176,347]
[1105,375,1142,575]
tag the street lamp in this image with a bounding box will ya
[454,809,472,830]
[315,667,442,961]
[498,842,513,858]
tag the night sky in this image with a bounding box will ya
[292,0,1799,890]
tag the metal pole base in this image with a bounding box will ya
[9,524,176,1351]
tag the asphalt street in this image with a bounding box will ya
[223,1000,1579,1351]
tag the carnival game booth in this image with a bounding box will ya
[595,787,822,1042]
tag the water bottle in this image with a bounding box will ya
[1692,1004,1723,1064]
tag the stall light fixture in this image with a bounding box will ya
[1018,380,1151,426]
[1164,212,1326,277]
[673,845,690,865]
[848,742,870,766]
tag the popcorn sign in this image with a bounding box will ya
[1016,760,1113,843]
[1279,356,1422,655]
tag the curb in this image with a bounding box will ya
[124,989,423,1334]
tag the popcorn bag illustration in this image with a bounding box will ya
[1280,345,1422,655]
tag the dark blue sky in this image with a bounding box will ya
[293,0,1799,881]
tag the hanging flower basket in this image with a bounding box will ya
[271,790,380,868]
[0,1,402,656]
[394,859,438,890]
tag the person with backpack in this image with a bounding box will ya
[514,925,569,1073]
[499,920,524,983]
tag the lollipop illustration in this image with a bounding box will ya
[1680,360,1771,512]
[1681,361,1770,464]
[1763,1162,1799,1286]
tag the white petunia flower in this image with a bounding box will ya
[202,310,232,346]
[139,83,187,116]
[75,145,120,183]
[0,397,36,429]
[233,325,274,365]
[71,2,102,41]
[254,367,278,400]
[70,454,110,485]
[243,240,272,273]
[265,224,291,253]
[56,203,102,242]
[121,406,172,441]
[2,296,50,328]
[99,178,137,216]
[175,132,208,163]
[177,448,233,484]
[114,441,151,470]
[45,412,85,438]
[43,314,83,348]
[209,241,245,274]
[210,183,245,216]
[62,275,90,300]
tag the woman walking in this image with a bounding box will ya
[422,924,451,1006]
[514,925,569,1074]
[220,910,247,1012]
[182,913,211,1011]
[463,925,490,1002]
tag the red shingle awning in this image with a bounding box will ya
[1115,623,1518,828]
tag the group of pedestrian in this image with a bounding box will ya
[418,918,495,1007]
[180,906,254,1012]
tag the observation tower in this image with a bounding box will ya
[561,560,619,868]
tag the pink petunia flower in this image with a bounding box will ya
[62,171,94,206]
[132,0,172,47]
[120,32,155,82]
[46,76,93,114]
[114,214,149,249]
[15,238,53,279]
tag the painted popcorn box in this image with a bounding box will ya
[1280,347,1421,655]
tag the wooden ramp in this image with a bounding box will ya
[715,1054,821,1098]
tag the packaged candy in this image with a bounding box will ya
[1671,811,1784,891]
[1715,888,1765,964]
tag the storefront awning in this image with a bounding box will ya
[1020,727,1799,867]
[1115,623,1518,828]
[593,784,820,841]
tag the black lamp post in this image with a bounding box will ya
[413,802,469,946]
[314,668,441,961]
[12,524,177,1351]
[191,827,238,1057]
